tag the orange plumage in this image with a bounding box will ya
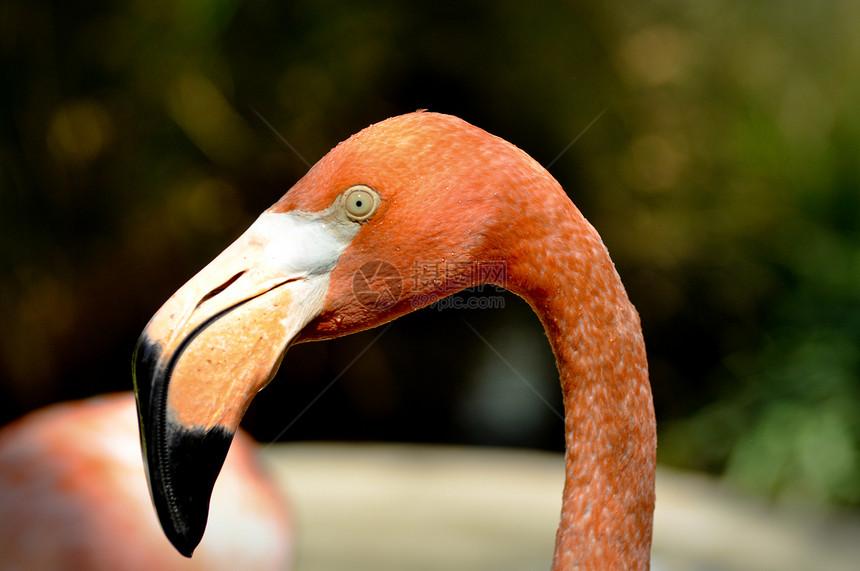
[134,112,655,569]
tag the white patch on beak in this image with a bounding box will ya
[251,209,357,278]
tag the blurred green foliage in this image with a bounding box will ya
[1,0,859,507]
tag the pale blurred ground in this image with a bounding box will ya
[262,443,860,571]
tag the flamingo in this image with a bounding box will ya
[0,393,292,570]
[133,111,656,569]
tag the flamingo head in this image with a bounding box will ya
[133,112,546,555]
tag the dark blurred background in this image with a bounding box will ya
[2,0,859,508]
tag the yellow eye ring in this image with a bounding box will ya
[343,185,380,222]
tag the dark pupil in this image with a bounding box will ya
[355,199,363,208]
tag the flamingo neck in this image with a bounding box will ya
[501,181,656,570]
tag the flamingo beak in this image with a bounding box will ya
[133,207,357,556]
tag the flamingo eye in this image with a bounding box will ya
[343,185,380,222]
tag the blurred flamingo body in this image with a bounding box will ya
[133,112,656,569]
[0,393,291,570]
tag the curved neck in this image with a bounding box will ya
[501,181,655,569]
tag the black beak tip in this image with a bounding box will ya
[167,529,199,559]
[149,420,235,558]
[132,333,235,558]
